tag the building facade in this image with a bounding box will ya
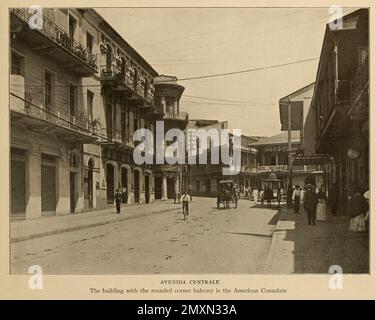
[311,9,369,205]
[10,8,188,219]
[153,75,188,200]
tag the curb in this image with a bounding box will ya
[11,207,177,244]
[263,208,288,272]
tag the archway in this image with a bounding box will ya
[133,169,140,203]
[87,158,94,209]
[121,165,130,204]
[154,175,162,199]
[106,162,115,204]
[167,176,175,199]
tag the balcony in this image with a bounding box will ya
[100,64,155,106]
[100,127,135,150]
[257,165,288,172]
[10,91,98,143]
[163,111,188,123]
[10,8,97,76]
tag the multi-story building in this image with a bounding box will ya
[153,75,188,200]
[9,8,188,219]
[249,131,325,189]
[10,8,100,219]
[278,82,326,190]
[311,9,369,204]
[187,120,259,197]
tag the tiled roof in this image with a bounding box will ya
[249,131,300,146]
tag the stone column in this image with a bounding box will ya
[161,176,168,200]
[161,96,166,113]
[56,148,70,215]
[26,146,42,219]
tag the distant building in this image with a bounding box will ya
[187,120,259,197]
[249,131,325,189]
[278,82,326,190]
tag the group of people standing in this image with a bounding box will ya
[290,184,369,231]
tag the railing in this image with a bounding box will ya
[11,8,97,70]
[101,127,135,148]
[240,166,257,173]
[10,91,98,137]
[100,63,155,104]
[257,165,288,172]
[163,111,188,122]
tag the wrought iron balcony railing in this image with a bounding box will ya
[101,127,135,148]
[10,91,99,137]
[11,8,97,71]
[163,111,188,122]
[100,63,155,105]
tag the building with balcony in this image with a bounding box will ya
[311,9,369,206]
[9,8,185,219]
[249,131,324,189]
[153,75,188,200]
[10,8,99,219]
[278,82,327,191]
[187,120,259,197]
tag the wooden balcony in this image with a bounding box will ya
[10,8,97,76]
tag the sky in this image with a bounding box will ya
[96,7,358,137]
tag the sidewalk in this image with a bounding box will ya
[265,206,369,274]
[10,201,179,243]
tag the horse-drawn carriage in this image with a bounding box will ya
[217,180,239,209]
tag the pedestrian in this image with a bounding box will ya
[292,185,302,213]
[114,189,122,214]
[173,189,178,204]
[260,188,264,207]
[180,190,191,218]
[121,187,127,204]
[234,185,239,208]
[277,187,282,208]
[188,184,193,202]
[252,188,259,203]
[364,189,370,231]
[303,184,318,225]
[349,186,368,232]
[316,187,327,221]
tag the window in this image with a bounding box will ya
[11,52,24,76]
[44,71,54,110]
[87,90,94,121]
[86,32,94,53]
[68,14,77,39]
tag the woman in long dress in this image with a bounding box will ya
[316,188,327,221]
[349,187,368,232]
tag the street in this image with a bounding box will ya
[11,197,279,274]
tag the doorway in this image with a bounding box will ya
[121,167,128,204]
[106,163,115,204]
[134,170,140,203]
[10,148,26,216]
[167,177,174,199]
[145,173,150,204]
[86,158,94,209]
[70,172,77,213]
[41,154,56,215]
[154,176,162,199]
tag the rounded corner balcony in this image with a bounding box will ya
[154,75,185,98]
[10,8,98,76]
[100,64,155,107]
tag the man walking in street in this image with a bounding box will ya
[180,190,191,219]
[114,189,123,214]
[303,184,318,225]
[292,185,302,213]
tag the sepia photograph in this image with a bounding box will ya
[7,3,369,280]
